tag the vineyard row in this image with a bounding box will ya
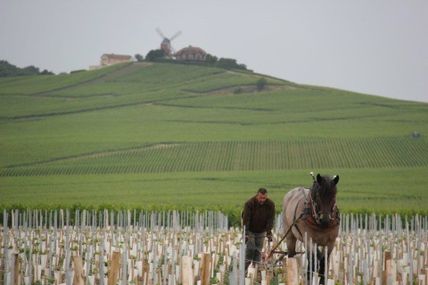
[1,138,427,176]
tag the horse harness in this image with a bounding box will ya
[296,187,340,232]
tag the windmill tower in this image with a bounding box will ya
[156,28,182,57]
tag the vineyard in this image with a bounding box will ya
[2,45,428,285]
[0,210,427,285]
[1,137,427,177]
[1,61,428,215]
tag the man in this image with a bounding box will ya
[242,187,275,270]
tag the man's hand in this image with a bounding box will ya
[266,231,273,242]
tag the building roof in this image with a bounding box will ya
[175,46,207,56]
[101,54,132,60]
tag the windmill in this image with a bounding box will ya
[156,28,182,57]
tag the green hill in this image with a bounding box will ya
[1,62,427,216]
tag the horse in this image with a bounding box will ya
[282,173,340,284]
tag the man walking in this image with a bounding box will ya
[242,188,275,270]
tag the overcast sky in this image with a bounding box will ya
[1,0,427,102]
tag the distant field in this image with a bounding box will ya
[1,168,426,217]
[1,138,427,176]
[1,62,427,216]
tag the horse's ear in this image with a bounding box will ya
[316,173,322,184]
[333,175,340,185]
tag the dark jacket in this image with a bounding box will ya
[242,196,275,233]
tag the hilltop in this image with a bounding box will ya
[0,62,427,215]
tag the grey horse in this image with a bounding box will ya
[282,173,340,283]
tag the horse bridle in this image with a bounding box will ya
[308,194,339,226]
[306,183,339,227]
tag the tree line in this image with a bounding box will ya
[0,60,54,77]
[136,49,248,71]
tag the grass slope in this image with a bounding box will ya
[1,62,427,215]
